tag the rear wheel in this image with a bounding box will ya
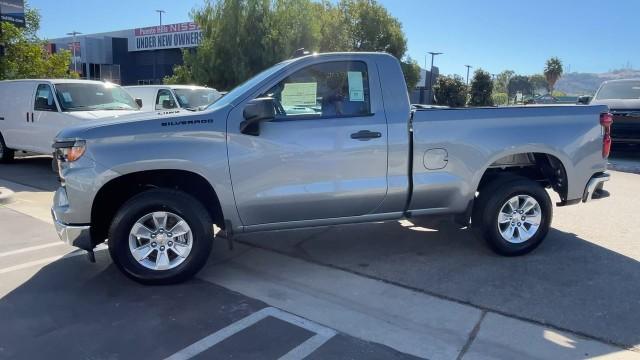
[473,176,552,256]
[108,189,214,285]
[0,133,15,163]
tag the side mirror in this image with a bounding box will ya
[162,99,176,109]
[135,98,143,108]
[577,95,592,105]
[240,97,275,136]
[35,97,57,111]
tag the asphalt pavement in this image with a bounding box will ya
[1,152,639,359]
[0,206,419,360]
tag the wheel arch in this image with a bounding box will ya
[90,169,224,245]
[475,150,570,203]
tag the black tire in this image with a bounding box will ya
[108,189,214,285]
[473,176,552,256]
[0,133,15,163]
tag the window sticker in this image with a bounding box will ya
[347,71,364,102]
[61,92,73,102]
[281,82,317,107]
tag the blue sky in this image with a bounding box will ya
[31,0,640,77]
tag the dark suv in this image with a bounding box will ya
[591,79,640,147]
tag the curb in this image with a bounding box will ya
[0,187,15,204]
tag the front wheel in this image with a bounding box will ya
[473,176,553,256]
[0,133,15,163]
[108,189,214,285]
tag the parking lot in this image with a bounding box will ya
[1,151,639,359]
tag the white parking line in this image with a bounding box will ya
[165,307,336,360]
[0,242,65,258]
[0,245,107,275]
[279,333,334,360]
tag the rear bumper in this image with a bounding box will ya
[582,172,610,203]
[52,209,93,250]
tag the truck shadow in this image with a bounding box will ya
[0,250,265,359]
[237,218,640,352]
[0,155,59,191]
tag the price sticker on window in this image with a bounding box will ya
[281,82,318,107]
[348,71,365,102]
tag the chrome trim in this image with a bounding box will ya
[52,209,93,249]
[583,173,610,203]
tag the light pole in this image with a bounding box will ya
[427,52,443,104]
[66,31,82,74]
[156,10,166,26]
[464,65,472,85]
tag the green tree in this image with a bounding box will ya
[336,0,406,58]
[468,69,494,106]
[433,75,468,107]
[507,75,533,102]
[171,0,414,90]
[494,70,514,94]
[163,61,195,85]
[0,4,76,80]
[529,74,547,96]
[491,92,508,106]
[400,57,421,90]
[544,57,563,94]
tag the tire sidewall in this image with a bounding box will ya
[0,133,14,163]
[108,190,213,284]
[480,179,553,256]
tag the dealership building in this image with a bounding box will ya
[47,22,202,85]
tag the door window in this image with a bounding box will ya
[156,89,177,110]
[34,84,58,112]
[262,61,371,119]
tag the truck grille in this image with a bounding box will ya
[611,111,640,141]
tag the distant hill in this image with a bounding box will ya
[556,69,640,95]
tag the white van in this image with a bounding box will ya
[0,79,142,161]
[124,85,222,112]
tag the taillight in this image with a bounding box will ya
[600,113,613,158]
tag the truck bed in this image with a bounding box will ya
[408,105,608,215]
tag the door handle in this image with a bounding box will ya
[350,130,382,141]
[26,112,29,122]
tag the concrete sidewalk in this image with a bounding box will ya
[200,243,639,359]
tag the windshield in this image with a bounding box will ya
[173,88,220,109]
[54,83,140,111]
[206,60,293,110]
[595,81,640,100]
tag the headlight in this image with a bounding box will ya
[53,139,86,162]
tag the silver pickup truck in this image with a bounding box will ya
[52,52,612,284]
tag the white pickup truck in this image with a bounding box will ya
[0,79,141,161]
[51,52,612,284]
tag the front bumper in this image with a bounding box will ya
[52,208,93,250]
[582,172,610,203]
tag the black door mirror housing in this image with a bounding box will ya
[241,97,275,136]
[577,95,592,105]
[35,97,57,111]
[162,99,176,109]
[135,98,143,108]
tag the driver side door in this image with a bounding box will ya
[227,60,389,227]
[32,83,67,154]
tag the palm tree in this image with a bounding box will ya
[544,57,563,94]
